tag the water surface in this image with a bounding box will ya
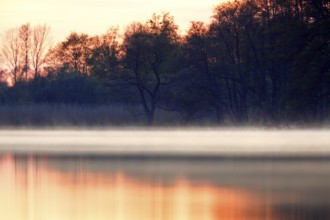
[1,154,330,220]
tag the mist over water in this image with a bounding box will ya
[0,129,329,156]
[1,129,330,220]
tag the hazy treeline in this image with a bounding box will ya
[0,0,329,126]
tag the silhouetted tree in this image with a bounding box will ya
[19,23,31,81]
[31,24,52,78]
[286,0,330,122]
[122,13,181,124]
[183,21,225,123]
[211,1,251,122]
[1,0,328,125]
[0,28,22,84]
[88,27,120,79]
[48,32,91,74]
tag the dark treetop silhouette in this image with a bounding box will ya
[0,0,329,126]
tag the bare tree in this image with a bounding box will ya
[19,23,31,81]
[0,54,5,81]
[0,28,22,84]
[31,24,52,78]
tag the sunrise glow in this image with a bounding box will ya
[0,0,228,42]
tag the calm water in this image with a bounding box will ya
[1,154,330,220]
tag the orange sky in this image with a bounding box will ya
[0,0,228,43]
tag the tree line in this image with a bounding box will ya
[0,0,329,125]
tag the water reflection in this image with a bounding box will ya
[1,154,330,220]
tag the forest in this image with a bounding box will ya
[0,0,329,126]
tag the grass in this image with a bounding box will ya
[0,104,142,127]
[0,104,329,128]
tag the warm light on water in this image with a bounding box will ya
[1,152,330,220]
[0,154,271,220]
[1,129,330,220]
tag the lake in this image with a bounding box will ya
[0,129,330,220]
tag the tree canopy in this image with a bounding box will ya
[0,1,329,126]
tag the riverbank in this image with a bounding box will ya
[1,104,330,127]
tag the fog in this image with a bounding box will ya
[0,129,329,156]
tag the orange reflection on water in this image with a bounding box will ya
[0,155,274,220]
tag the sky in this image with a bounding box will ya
[0,0,226,43]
